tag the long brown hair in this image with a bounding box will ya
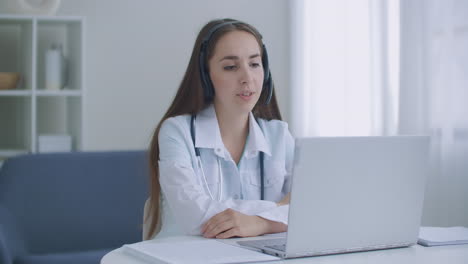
[145,18,283,239]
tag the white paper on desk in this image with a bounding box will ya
[123,240,280,264]
[418,226,468,246]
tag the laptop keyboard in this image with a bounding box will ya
[238,238,286,252]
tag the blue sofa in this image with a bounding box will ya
[0,151,149,264]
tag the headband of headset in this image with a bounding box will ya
[198,20,273,105]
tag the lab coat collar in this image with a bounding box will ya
[194,105,224,157]
[194,104,271,160]
[244,111,271,158]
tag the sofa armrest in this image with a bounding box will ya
[0,205,26,264]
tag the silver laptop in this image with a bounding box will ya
[238,136,429,258]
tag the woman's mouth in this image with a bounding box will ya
[237,91,254,101]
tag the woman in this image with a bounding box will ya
[144,18,294,240]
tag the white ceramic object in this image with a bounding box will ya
[0,0,61,15]
[45,44,66,90]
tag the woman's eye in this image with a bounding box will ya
[223,65,237,70]
[250,63,261,68]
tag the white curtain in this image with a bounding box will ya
[290,0,399,137]
[400,0,468,226]
[291,0,468,226]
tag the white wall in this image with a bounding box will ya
[57,0,290,151]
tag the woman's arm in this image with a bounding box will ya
[159,117,279,235]
[201,194,290,238]
[201,208,287,239]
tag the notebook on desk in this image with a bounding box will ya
[418,226,468,246]
[238,136,430,259]
[123,239,280,264]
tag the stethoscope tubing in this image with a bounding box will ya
[190,114,265,200]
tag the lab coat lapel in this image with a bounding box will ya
[194,105,226,159]
[244,112,272,158]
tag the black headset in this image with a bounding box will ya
[198,20,273,105]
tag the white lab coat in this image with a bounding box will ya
[154,104,294,238]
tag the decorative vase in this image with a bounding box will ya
[45,43,67,90]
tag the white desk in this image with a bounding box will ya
[101,235,468,264]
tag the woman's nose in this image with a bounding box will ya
[239,66,254,84]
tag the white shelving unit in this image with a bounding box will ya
[0,15,85,159]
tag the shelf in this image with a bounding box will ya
[0,90,82,97]
[0,96,32,152]
[0,149,29,158]
[0,15,84,156]
[0,15,83,21]
[0,90,32,96]
[0,149,29,169]
[36,90,82,97]
[0,15,33,23]
[37,96,82,151]
[0,17,33,90]
[36,16,83,23]
[36,19,83,91]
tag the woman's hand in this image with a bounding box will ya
[277,193,290,206]
[201,208,286,239]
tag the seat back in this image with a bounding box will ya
[0,151,148,254]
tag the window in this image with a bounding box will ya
[290,0,400,137]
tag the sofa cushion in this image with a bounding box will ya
[0,151,148,254]
[14,248,112,264]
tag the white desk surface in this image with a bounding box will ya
[101,235,468,264]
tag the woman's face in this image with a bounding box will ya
[208,30,264,115]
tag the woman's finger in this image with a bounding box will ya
[202,209,233,234]
[216,227,239,239]
[202,211,224,233]
[204,219,234,238]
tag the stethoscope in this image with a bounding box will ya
[190,114,265,201]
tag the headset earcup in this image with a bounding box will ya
[262,44,273,105]
[206,75,214,100]
[264,72,273,105]
[199,44,214,101]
